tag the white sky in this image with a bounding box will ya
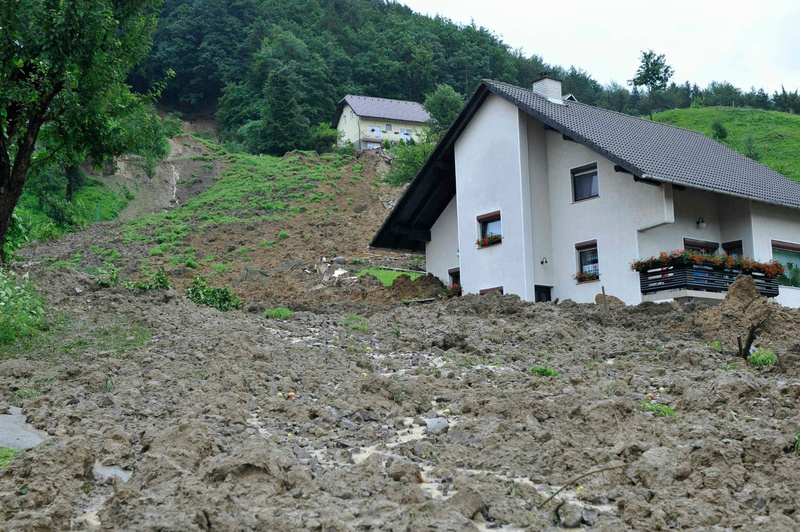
[400,0,800,95]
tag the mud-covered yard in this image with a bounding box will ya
[2,267,800,531]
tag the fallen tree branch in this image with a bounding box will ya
[537,464,627,509]
[739,319,766,359]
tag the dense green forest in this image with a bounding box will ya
[129,0,800,156]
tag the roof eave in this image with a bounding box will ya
[643,174,800,211]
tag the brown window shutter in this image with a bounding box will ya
[447,267,460,275]
[575,239,597,251]
[476,211,501,223]
[772,240,800,253]
[479,286,504,295]
[684,238,719,251]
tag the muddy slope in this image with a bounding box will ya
[1,272,800,531]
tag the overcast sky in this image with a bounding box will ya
[400,0,800,95]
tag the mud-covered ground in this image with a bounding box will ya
[2,266,800,531]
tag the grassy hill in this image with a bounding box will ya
[653,107,800,183]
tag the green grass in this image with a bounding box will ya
[654,107,800,182]
[264,307,293,320]
[341,314,369,332]
[122,141,351,254]
[11,388,42,406]
[747,348,778,367]
[355,268,424,287]
[640,401,677,418]
[0,270,46,345]
[0,447,21,467]
[528,366,558,377]
[795,427,800,455]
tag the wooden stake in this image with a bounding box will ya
[601,286,608,311]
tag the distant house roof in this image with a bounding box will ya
[331,95,430,128]
[371,80,800,251]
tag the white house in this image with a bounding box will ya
[332,95,429,150]
[371,76,800,307]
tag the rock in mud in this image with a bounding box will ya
[559,502,584,528]
[387,458,422,483]
[426,417,448,435]
[595,292,625,309]
[447,487,485,518]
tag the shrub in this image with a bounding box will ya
[443,284,462,300]
[308,123,341,154]
[264,307,293,320]
[185,277,242,311]
[162,112,183,138]
[640,401,677,418]
[747,348,778,367]
[711,118,728,141]
[125,268,170,291]
[2,213,29,263]
[0,270,46,345]
[0,447,21,467]
[528,366,558,377]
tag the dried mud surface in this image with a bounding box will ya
[2,271,800,531]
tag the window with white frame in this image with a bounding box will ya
[773,240,800,287]
[385,124,392,131]
[350,110,354,119]
[571,163,599,202]
[343,115,346,125]
[576,240,599,276]
[368,125,382,138]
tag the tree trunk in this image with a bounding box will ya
[0,161,32,267]
[66,164,80,202]
[648,90,653,120]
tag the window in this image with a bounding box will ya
[684,238,719,253]
[576,240,599,280]
[722,240,744,258]
[342,115,346,125]
[479,286,503,295]
[448,267,460,286]
[369,125,382,138]
[773,240,800,287]
[400,128,412,138]
[385,124,392,131]
[350,110,354,119]
[572,163,599,202]
[476,211,501,246]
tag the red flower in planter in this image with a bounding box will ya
[573,271,600,283]
[476,234,502,247]
[443,283,462,300]
[630,249,785,278]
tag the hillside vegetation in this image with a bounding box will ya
[654,107,800,182]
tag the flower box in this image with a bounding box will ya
[631,249,785,278]
[443,283,462,300]
[476,234,502,248]
[573,271,600,283]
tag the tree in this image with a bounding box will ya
[423,84,465,136]
[711,119,728,141]
[261,68,310,156]
[0,0,162,265]
[628,50,674,120]
[308,123,341,154]
[742,132,760,161]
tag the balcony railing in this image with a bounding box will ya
[639,259,779,298]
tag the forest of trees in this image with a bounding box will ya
[129,0,800,156]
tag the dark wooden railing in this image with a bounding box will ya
[639,260,779,297]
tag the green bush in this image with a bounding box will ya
[185,277,242,311]
[711,118,728,141]
[747,348,778,367]
[0,270,46,345]
[162,112,183,138]
[528,366,558,377]
[2,213,29,263]
[124,268,170,291]
[264,307,293,320]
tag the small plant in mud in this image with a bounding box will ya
[278,231,289,240]
[125,268,170,291]
[528,366,558,377]
[259,241,276,247]
[185,277,242,311]
[264,307,293,320]
[0,447,21,468]
[341,314,369,332]
[97,263,121,287]
[11,388,42,407]
[795,427,800,455]
[640,402,677,418]
[747,348,777,367]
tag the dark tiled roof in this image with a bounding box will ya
[485,80,800,209]
[332,95,430,126]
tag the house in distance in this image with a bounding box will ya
[371,75,800,307]
[332,95,430,150]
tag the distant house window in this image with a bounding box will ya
[722,240,744,258]
[350,111,354,119]
[343,115,346,125]
[369,125,382,138]
[772,240,800,287]
[448,267,460,286]
[385,124,392,131]
[476,211,501,247]
[572,163,599,202]
[479,286,503,295]
[684,238,719,253]
[400,128,412,138]
[576,240,599,277]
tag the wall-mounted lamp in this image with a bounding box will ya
[540,257,548,265]
[696,217,706,229]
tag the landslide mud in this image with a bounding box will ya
[2,272,800,531]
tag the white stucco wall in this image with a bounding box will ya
[454,94,529,298]
[426,197,459,283]
[544,130,668,304]
[526,114,553,287]
[718,197,754,256]
[750,201,800,261]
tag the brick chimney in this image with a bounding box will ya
[533,72,563,101]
